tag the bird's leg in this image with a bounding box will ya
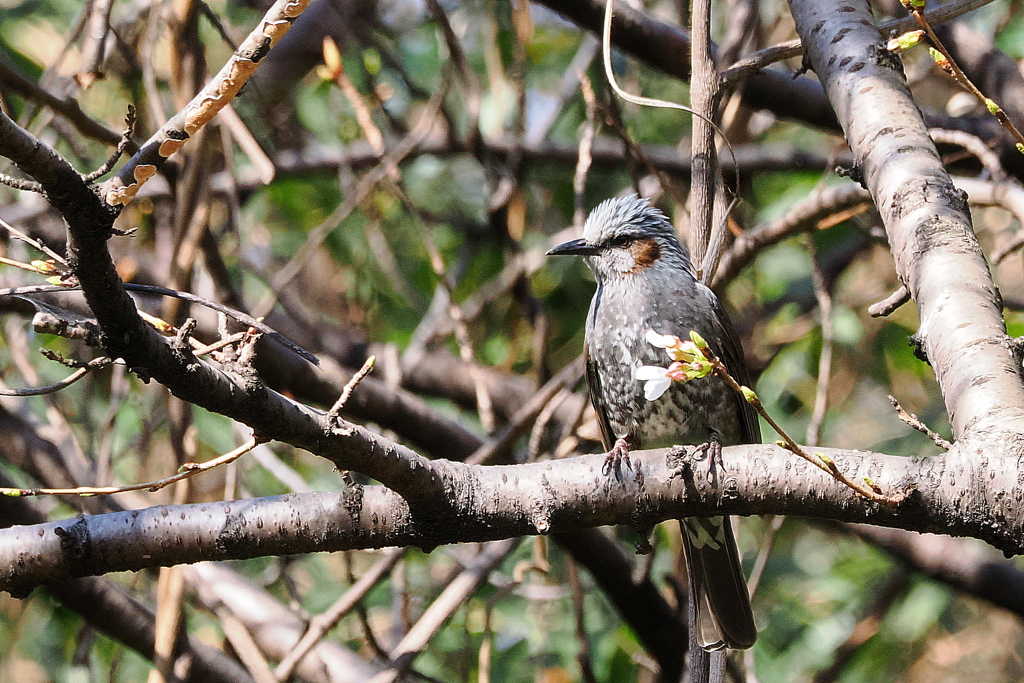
[602,436,632,477]
[690,437,725,485]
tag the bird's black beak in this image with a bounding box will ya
[547,238,600,256]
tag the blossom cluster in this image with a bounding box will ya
[635,330,714,400]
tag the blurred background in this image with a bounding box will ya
[2,0,1024,680]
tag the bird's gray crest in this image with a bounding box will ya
[582,194,679,246]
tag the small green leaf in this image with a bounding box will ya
[985,98,1000,115]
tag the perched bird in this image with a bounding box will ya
[548,194,758,651]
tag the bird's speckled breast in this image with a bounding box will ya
[585,272,742,450]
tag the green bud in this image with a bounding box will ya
[775,440,786,448]
[928,47,951,72]
[31,260,56,274]
[817,452,833,466]
[985,98,1000,116]
[2,489,23,497]
[886,30,923,53]
[689,330,708,349]
[1016,143,1024,155]
[741,386,758,403]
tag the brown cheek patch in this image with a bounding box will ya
[629,238,661,271]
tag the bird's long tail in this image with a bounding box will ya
[680,515,757,651]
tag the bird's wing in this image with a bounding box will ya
[585,345,616,452]
[703,284,761,445]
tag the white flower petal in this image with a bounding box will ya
[635,365,669,381]
[645,329,676,348]
[644,377,672,401]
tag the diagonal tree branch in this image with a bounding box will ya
[100,0,311,207]
[789,0,1024,439]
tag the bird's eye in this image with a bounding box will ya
[610,236,635,249]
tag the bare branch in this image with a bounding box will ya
[100,0,312,207]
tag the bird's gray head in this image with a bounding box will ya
[547,194,693,281]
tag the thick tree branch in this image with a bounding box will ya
[0,476,255,683]
[5,439,1024,595]
[789,0,1024,437]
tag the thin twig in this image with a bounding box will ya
[0,60,124,148]
[466,357,585,466]
[868,285,911,318]
[477,542,544,683]
[274,548,404,681]
[101,0,313,207]
[152,565,186,683]
[328,356,377,420]
[192,330,249,357]
[370,540,520,683]
[565,557,598,683]
[599,0,739,211]
[903,0,1024,154]
[712,182,872,289]
[0,216,67,264]
[0,255,63,277]
[425,0,480,144]
[695,340,904,504]
[888,395,952,450]
[74,0,115,89]
[1,282,318,365]
[82,105,137,183]
[719,0,998,86]
[253,86,445,320]
[528,388,572,461]
[216,607,277,683]
[574,73,598,230]
[0,357,111,397]
[0,172,43,192]
[420,224,497,433]
[0,438,258,497]
[928,128,1007,181]
[806,241,833,448]
[322,37,389,164]
[746,515,785,598]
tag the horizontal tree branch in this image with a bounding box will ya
[3,438,1021,596]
